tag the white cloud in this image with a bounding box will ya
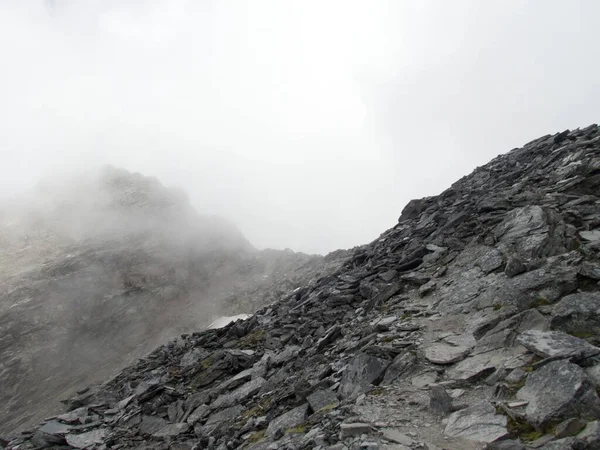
[1,0,599,253]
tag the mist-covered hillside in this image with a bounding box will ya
[0,167,348,434]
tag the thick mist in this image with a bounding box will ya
[0,166,343,434]
[1,0,600,254]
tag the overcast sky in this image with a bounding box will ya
[1,1,598,254]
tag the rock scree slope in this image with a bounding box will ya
[4,125,600,450]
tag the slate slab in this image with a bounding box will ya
[516,360,600,428]
[516,330,600,359]
[266,403,309,437]
[444,402,508,443]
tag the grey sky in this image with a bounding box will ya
[1,1,598,254]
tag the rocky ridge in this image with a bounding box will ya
[5,125,600,449]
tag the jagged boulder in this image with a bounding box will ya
[516,360,600,428]
[551,292,600,336]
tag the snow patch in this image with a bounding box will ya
[208,314,252,329]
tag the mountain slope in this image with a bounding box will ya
[0,167,348,435]
[5,125,600,449]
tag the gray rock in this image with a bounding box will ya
[267,403,309,437]
[554,418,587,438]
[538,437,577,449]
[587,363,600,387]
[376,315,398,328]
[139,415,169,435]
[551,292,600,335]
[505,368,528,385]
[65,429,107,448]
[475,309,548,354]
[484,439,525,450]
[505,256,526,277]
[419,280,437,297]
[516,330,600,359]
[32,421,72,446]
[205,405,244,425]
[339,423,374,438]
[316,325,343,351]
[428,385,453,416]
[186,404,210,424]
[580,262,600,280]
[153,423,190,438]
[411,371,438,388]
[252,353,272,379]
[271,345,301,366]
[516,360,600,428]
[577,420,600,447]
[447,351,508,381]
[307,389,339,412]
[380,428,412,446]
[424,343,470,365]
[477,248,504,274]
[580,230,600,241]
[211,376,266,409]
[381,351,416,385]
[339,353,390,399]
[444,402,508,443]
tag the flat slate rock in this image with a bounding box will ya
[65,429,107,448]
[444,402,508,443]
[516,330,600,358]
[152,423,190,438]
[205,404,244,425]
[210,376,266,409]
[266,403,309,437]
[516,360,600,428]
[424,343,470,365]
[306,389,339,412]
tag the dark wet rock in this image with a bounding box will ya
[339,353,390,399]
[551,292,600,336]
[516,360,600,428]
[266,404,309,437]
[444,402,508,443]
[516,330,600,359]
